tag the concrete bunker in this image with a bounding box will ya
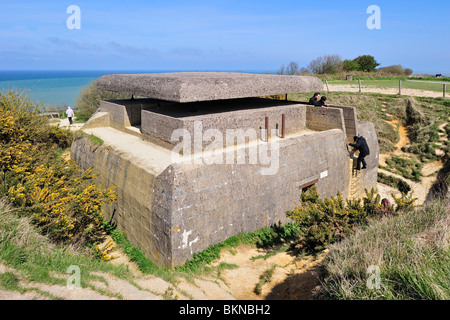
[71,72,379,268]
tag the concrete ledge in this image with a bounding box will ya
[294,102,357,139]
[305,106,346,137]
[328,105,358,139]
[97,72,324,103]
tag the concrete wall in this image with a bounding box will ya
[73,98,378,268]
[141,102,307,153]
[98,99,359,148]
[71,127,350,267]
[296,102,358,141]
[141,110,185,150]
[71,136,173,267]
[328,105,358,139]
[99,99,161,129]
[305,106,346,137]
[167,128,350,266]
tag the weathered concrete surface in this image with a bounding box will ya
[141,99,308,153]
[73,75,379,268]
[71,127,351,267]
[329,105,358,139]
[71,132,174,266]
[96,72,324,103]
[290,102,358,140]
[305,106,346,137]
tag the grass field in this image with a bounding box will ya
[326,79,449,93]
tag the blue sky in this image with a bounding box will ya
[0,0,449,74]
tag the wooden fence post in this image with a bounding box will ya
[325,80,329,93]
[399,80,402,95]
[358,79,362,93]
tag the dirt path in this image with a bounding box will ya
[376,117,446,205]
[50,118,85,131]
[213,245,325,300]
[327,84,446,98]
[0,243,325,300]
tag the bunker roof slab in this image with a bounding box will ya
[96,72,324,103]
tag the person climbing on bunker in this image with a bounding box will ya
[348,135,370,170]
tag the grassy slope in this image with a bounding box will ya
[318,198,449,300]
[0,200,133,296]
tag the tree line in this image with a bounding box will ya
[277,54,413,76]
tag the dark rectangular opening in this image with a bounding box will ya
[299,179,318,193]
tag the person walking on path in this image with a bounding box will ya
[66,106,74,125]
[348,135,370,170]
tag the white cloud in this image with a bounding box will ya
[109,41,160,57]
[47,37,102,51]
[170,47,203,57]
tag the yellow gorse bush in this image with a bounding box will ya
[1,90,116,245]
[93,238,116,262]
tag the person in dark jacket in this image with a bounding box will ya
[316,96,328,107]
[348,136,370,170]
[309,92,321,106]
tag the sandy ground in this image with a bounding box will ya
[50,118,85,131]
[213,245,325,300]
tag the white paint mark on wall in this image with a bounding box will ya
[180,230,200,253]
[320,170,328,178]
[189,237,199,254]
[181,230,192,249]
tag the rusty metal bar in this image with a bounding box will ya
[281,114,285,138]
[265,116,269,142]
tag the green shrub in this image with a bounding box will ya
[377,172,411,194]
[343,59,360,72]
[384,155,423,182]
[285,187,393,252]
[75,81,130,121]
[377,65,405,76]
[353,55,379,72]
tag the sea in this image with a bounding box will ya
[0,70,274,110]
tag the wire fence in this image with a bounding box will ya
[324,78,449,98]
